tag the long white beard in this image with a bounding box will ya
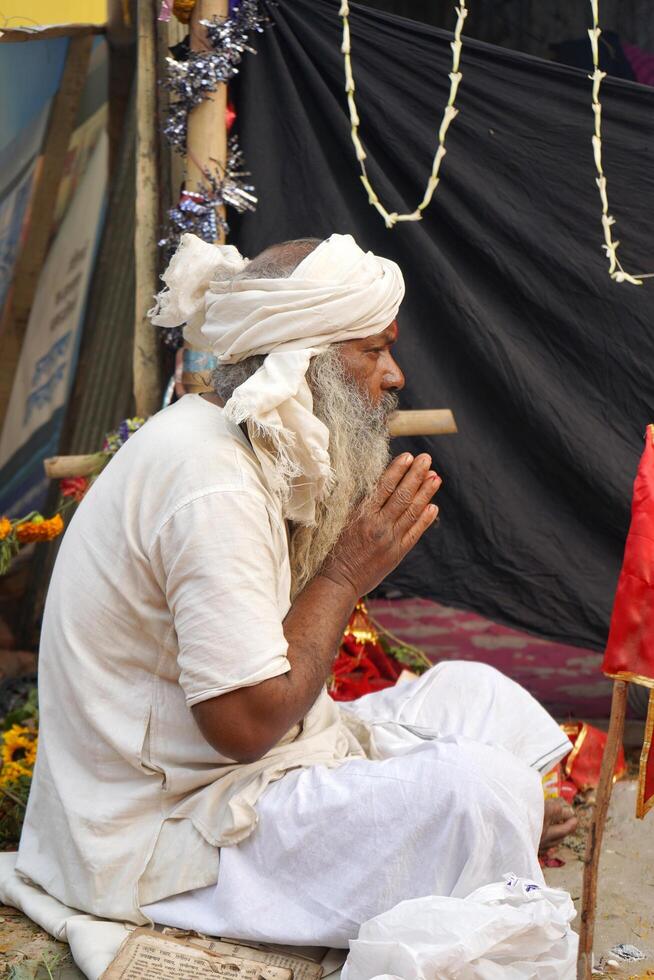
[289,347,397,598]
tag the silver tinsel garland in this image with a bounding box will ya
[159,136,257,253]
[159,2,268,351]
[163,0,268,151]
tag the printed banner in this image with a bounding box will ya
[0,132,107,516]
[0,104,50,317]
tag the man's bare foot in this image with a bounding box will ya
[540,798,578,851]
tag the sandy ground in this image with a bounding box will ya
[0,778,652,978]
[544,778,654,979]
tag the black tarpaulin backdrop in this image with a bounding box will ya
[230,0,654,652]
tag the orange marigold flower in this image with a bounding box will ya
[15,513,64,543]
[0,517,11,541]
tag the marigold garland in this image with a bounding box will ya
[1,511,64,573]
[0,417,145,578]
[15,514,64,544]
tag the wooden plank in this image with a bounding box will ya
[0,33,93,432]
[0,24,104,43]
[156,12,185,236]
[165,17,187,209]
[107,0,137,179]
[133,0,162,417]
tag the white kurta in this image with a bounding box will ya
[17,395,363,924]
[145,661,571,947]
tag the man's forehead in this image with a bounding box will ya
[340,320,398,350]
[375,321,398,343]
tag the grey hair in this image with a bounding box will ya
[236,237,322,281]
[211,354,265,403]
[211,237,322,402]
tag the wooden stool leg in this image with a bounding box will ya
[577,680,628,979]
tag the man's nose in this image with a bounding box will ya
[383,358,405,392]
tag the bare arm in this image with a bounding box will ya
[192,452,441,762]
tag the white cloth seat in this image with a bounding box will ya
[0,851,130,979]
[145,661,571,948]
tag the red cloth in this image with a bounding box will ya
[561,722,625,792]
[330,603,403,701]
[602,424,654,816]
[603,425,654,684]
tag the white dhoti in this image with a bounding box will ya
[144,662,571,948]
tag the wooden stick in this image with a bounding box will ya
[388,409,457,437]
[43,454,105,479]
[577,680,628,979]
[42,408,459,480]
[0,35,93,431]
[0,25,104,42]
[134,0,162,418]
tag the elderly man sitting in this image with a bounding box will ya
[16,233,575,947]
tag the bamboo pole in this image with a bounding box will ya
[577,680,628,979]
[388,409,457,437]
[183,0,229,394]
[187,0,229,205]
[134,0,162,417]
[43,454,105,479]
[42,410,459,479]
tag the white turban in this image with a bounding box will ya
[150,232,405,523]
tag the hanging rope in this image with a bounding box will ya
[339,0,468,229]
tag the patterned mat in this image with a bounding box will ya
[369,598,611,719]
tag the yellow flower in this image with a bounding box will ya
[0,725,37,781]
[0,518,11,541]
[0,762,28,786]
[15,513,64,544]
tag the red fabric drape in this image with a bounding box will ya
[603,424,654,817]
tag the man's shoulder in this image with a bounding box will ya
[93,395,274,523]
[131,395,257,477]
[129,395,278,514]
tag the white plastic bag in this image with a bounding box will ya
[341,874,578,980]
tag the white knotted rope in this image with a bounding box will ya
[589,0,652,284]
[339,0,468,229]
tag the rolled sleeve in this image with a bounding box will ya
[155,488,291,705]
